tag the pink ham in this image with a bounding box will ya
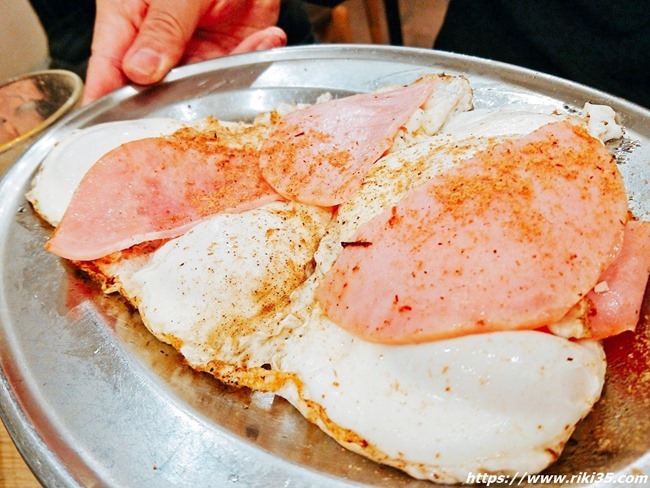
[316,122,629,344]
[259,76,438,207]
[46,132,281,261]
[585,220,650,340]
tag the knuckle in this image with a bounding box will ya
[144,9,189,42]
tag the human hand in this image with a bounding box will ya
[82,0,287,104]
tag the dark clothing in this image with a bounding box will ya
[29,0,95,78]
[435,0,650,108]
[279,0,318,46]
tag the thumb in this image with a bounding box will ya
[122,0,206,85]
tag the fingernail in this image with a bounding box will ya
[126,48,165,80]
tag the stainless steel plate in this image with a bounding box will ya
[0,45,648,487]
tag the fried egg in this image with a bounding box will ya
[121,201,332,390]
[27,118,186,226]
[26,75,624,483]
[275,306,605,483]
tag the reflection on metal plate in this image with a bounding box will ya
[0,45,648,487]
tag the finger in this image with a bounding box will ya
[182,26,287,65]
[122,0,211,85]
[82,55,130,104]
[230,26,287,55]
[83,0,141,104]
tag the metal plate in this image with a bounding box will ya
[0,45,648,487]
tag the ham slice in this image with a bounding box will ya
[586,220,650,339]
[46,132,281,261]
[259,76,438,206]
[316,122,629,344]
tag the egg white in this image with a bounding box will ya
[121,201,332,390]
[275,300,605,483]
[25,78,624,483]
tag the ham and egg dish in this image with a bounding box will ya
[26,74,650,483]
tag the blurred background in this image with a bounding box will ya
[307,0,448,48]
[0,0,449,82]
[0,0,49,82]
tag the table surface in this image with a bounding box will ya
[0,421,40,487]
